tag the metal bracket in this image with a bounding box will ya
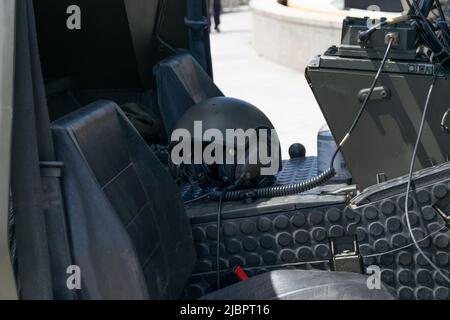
[376,172,388,184]
[330,236,363,274]
[358,86,391,103]
[308,55,321,68]
[184,16,209,30]
[385,32,400,46]
[40,161,64,178]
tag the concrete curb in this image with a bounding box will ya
[251,0,342,71]
[250,0,399,71]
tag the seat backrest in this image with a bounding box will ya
[35,0,160,89]
[154,52,224,134]
[52,101,196,299]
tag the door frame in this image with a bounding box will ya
[0,0,18,300]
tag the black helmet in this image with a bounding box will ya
[170,97,282,188]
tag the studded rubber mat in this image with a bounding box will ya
[350,162,450,300]
[184,162,450,300]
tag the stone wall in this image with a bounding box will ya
[251,0,342,72]
[222,0,250,10]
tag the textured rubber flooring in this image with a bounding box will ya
[184,162,450,300]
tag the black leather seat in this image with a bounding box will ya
[154,52,224,134]
[52,100,196,299]
[52,101,394,300]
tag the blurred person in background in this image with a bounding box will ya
[208,0,222,32]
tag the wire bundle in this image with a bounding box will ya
[408,0,450,65]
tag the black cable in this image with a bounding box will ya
[215,168,336,201]
[404,69,450,284]
[330,37,395,169]
[358,15,411,44]
[358,20,389,43]
[441,107,450,132]
[210,38,395,202]
[406,0,415,12]
[184,193,213,205]
[411,0,450,61]
[216,194,223,289]
[434,0,446,18]
[433,0,450,49]
[415,1,442,45]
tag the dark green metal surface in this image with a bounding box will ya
[306,57,450,190]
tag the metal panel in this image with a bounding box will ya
[0,0,18,300]
[307,61,450,190]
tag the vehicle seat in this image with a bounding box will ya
[52,101,395,300]
[52,100,196,299]
[154,52,224,134]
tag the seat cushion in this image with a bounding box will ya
[201,270,395,300]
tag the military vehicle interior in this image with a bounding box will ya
[6,0,450,300]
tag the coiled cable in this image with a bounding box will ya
[210,38,395,202]
[212,168,336,201]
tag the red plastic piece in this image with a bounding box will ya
[234,266,249,281]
